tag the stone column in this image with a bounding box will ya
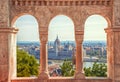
[112,0,120,82]
[105,28,114,79]
[9,28,18,79]
[105,28,120,82]
[38,31,49,79]
[74,30,85,79]
[0,28,18,82]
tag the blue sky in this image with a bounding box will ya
[13,15,107,42]
[84,15,107,41]
[48,15,75,41]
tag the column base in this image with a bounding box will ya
[74,72,85,79]
[38,72,49,79]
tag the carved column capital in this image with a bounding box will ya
[40,31,48,43]
[75,30,84,44]
[39,26,48,43]
[40,34,48,43]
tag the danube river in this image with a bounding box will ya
[48,60,106,68]
[83,62,106,68]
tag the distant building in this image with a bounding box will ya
[54,35,61,56]
[48,36,75,60]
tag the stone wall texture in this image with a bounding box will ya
[0,0,9,28]
[114,0,120,26]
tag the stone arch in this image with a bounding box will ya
[49,14,75,28]
[84,14,110,27]
[88,13,112,28]
[48,14,75,41]
[48,14,75,42]
[83,14,109,77]
[83,14,111,30]
[11,14,40,77]
[48,14,75,77]
[11,13,39,27]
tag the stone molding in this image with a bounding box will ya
[0,28,18,34]
[75,30,84,43]
[105,28,120,33]
[11,0,112,6]
[39,28,48,43]
[75,30,84,35]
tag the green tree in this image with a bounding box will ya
[17,49,39,77]
[60,59,75,76]
[60,59,107,77]
[84,62,107,77]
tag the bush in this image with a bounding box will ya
[60,60,107,77]
[84,62,107,77]
[60,59,75,76]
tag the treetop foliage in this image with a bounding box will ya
[17,49,39,77]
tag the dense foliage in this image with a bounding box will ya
[60,59,75,76]
[17,49,39,77]
[84,62,107,77]
[60,60,107,77]
[17,49,107,77]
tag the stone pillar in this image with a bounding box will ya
[74,30,85,79]
[105,28,114,79]
[105,28,120,82]
[38,31,49,79]
[112,0,120,81]
[9,28,18,79]
[0,28,18,82]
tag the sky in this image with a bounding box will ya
[13,15,107,42]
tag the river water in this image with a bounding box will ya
[83,62,106,68]
[48,60,106,68]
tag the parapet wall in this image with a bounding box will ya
[11,77,112,82]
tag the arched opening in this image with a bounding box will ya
[13,14,40,77]
[48,15,75,77]
[83,15,108,77]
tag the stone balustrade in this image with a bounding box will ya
[11,0,112,6]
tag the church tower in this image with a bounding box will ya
[54,35,60,56]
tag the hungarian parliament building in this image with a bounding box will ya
[17,36,75,60]
[17,36,106,62]
[48,36,75,60]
